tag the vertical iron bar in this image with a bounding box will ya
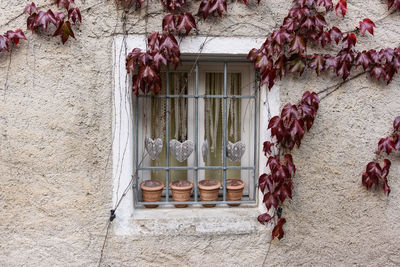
[165,66,170,202]
[135,93,139,205]
[253,71,258,202]
[223,62,228,202]
[194,63,199,202]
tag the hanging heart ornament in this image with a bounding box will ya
[170,139,194,162]
[145,137,163,160]
[226,141,246,162]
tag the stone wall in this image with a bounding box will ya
[1,0,399,266]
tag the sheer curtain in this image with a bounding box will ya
[150,72,188,182]
[204,73,241,182]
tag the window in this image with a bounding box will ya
[134,61,258,207]
[112,35,275,235]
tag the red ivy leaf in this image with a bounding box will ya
[259,173,268,193]
[57,0,75,10]
[53,20,75,44]
[290,119,305,148]
[176,12,197,35]
[272,218,286,240]
[263,192,278,209]
[316,0,333,11]
[284,154,296,175]
[335,0,347,17]
[378,136,396,155]
[68,8,82,24]
[309,54,326,75]
[24,2,38,15]
[388,0,400,11]
[268,116,286,143]
[198,0,213,20]
[257,213,272,225]
[162,13,176,33]
[336,61,351,80]
[281,104,300,122]
[275,55,287,79]
[261,68,276,91]
[0,35,10,52]
[329,27,343,44]
[319,31,331,48]
[370,65,387,81]
[198,0,227,19]
[382,159,391,179]
[288,55,306,75]
[5,29,27,46]
[290,35,306,54]
[152,52,168,70]
[275,182,292,203]
[209,0,227,17]
[342,33,357,49]
[272,30,292,46]
[315,14,328,29]
[35,10,58,30]
[359,18,376,36]
[395,134,400,150]
[355,51,372,70]
[263,141,274,156]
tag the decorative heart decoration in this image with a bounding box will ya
[202,140,208,163]
[226,141,246,162]
[145,137,163,160]
[170,139,194,162]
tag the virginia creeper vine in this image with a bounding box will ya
[362,116,400,196]
[2,0,399,243]
[24,0,82,44]
[119,0,400,240]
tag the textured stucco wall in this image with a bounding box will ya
[1,0,400,266]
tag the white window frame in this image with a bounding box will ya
[112,35,280,235]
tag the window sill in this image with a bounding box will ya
[114,205,265,236]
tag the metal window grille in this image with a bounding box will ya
[133,61,259,207]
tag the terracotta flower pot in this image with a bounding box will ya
[226,179,245,206]
[140,180,164,208]
[170,180,193,208]
[198,179,221,207]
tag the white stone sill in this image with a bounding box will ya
[114,205,266,237]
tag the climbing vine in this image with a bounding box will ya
[119,0,400,240]
[1,0,399,244]
[362,116,400,196]
[24,1,82,44]
[0,29,26,53]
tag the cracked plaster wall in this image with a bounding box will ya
[0,0,400,266]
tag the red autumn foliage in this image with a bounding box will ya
[24,1,81,44]
[0,29,27,53]
[126,32,181,95]
[162,13,197,35]
[362,116,400,196]
[248,0,400,90]
[259,91,319,240]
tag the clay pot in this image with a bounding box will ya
[170,180,193,208]
[226,179,245,206]
[198,179,221,207]
[140,180,164,208]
